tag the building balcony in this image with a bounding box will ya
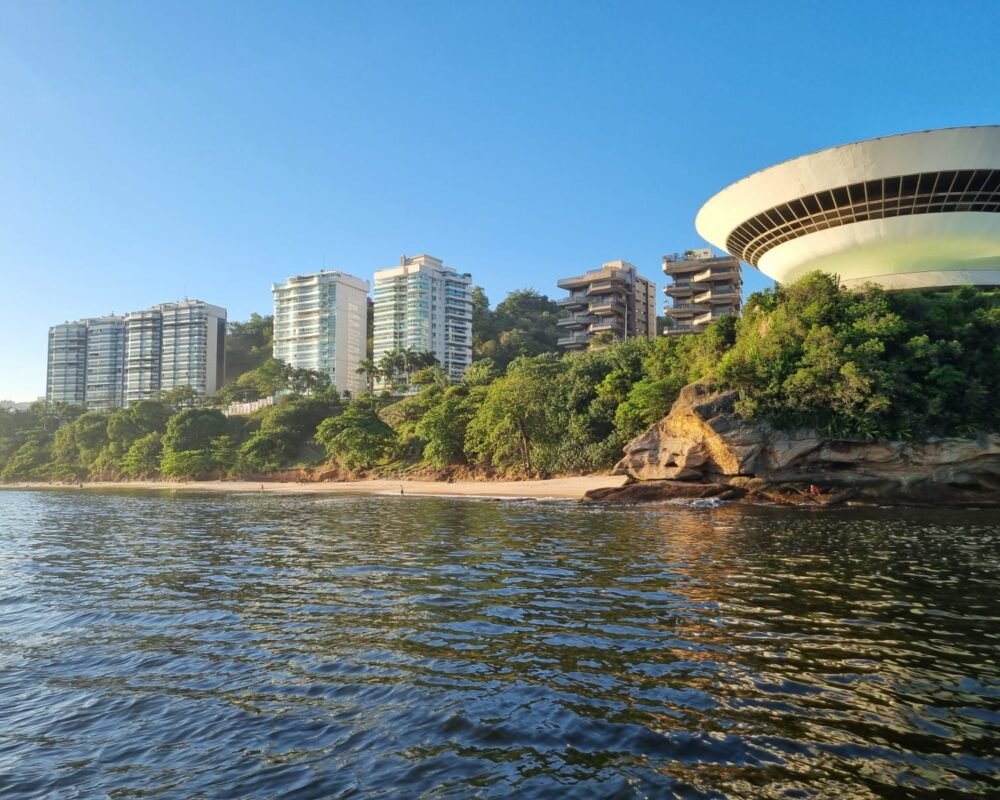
[665,283,694,297]
[557,331,590,349]
[585,281,626,296]
[692,266,741,283]
[666,304,697,318]
[662,262,706,277]
[707,290,741,304]
[590,301,626,316]
[557,313,598,328]
[693,288,740,304]
[589,319,618,333]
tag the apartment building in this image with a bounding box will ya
[45,299,226,410]
[123,309,162,405]
[46,322,89,406]
[662,249,742,335]
[83,316,127,411]
[372,254,473,386]
[158,300,227,396]
[556,260,657,351]
[272,271,369,396]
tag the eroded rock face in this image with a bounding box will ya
[612,382,1000,504]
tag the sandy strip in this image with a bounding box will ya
[2,475,628,501]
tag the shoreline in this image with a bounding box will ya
[0,475,629,501]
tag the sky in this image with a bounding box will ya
[1,1,998,401]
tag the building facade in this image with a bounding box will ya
[556,260,657,351]
[272,271,369,396]
[662,249,742,335]
[696,126,1000,290]
[83,316,127,411]
[45,299,226,410]
[46,322,89,406]
[124,309,163,406]
[372,254,473,386]
[157,300,227,397]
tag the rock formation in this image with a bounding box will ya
[593,383,1000,506]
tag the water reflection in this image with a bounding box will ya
[0,490,997,798]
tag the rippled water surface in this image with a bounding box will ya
[1,490,998,798]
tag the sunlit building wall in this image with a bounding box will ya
[46,298,226,409]
[662,249,742,335]
[557,260,657,350]
[124,309,163,405]
[272,271,369,396]
[372,254,473,386]
[83,316,127,411]
[46,322,89,406]
[157,300,227,397]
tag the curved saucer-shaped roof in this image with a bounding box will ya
[696,126,1000,289]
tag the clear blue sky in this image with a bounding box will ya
[2,1,998,401]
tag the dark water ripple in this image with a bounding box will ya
[0,491,998,798]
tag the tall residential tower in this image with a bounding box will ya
[157,300,227,396]
[83,316,127,411]
[556,260,657,351]
[272,271,369,396]
[662,249,742,335]
[46,322,89,406]
[372,254,473,386]
[45,299,226,409]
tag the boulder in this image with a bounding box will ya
[584,480,745,504]
[611,382,1000,506]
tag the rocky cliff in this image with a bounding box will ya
[595,383,1000,506]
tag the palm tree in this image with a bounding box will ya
[417,350,439,369]
[356,358,380,392]
[377,351,401,392]
[399,347,419,386]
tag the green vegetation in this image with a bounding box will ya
[224,313,273,381]
[3,274,997,483]
[472,287,562,369]
[717,272,1000,438]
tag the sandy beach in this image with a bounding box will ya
[2,475,628,501]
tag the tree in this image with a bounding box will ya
[121,432,163,478]
[462,358,499,387]
[316,404,396,470]
[159,408,228,478]
[416,385,483,466]
[473,288,562,369]
[715,274,1000,438]
[159,385,201,410]
[243,358,294,399]
[288,367,332,396]
[1,433,52,480]
[238,395,343,472]
[48,412,109,479]
[225,313,274,382]
[465,354,567,476]
[356,358,381,392]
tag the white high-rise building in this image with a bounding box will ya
[372,254,473,387]
[45,299,226,410]
[83,316,127,411]
[272,271,369,396]
[124,309,163,405]
[46,322,89,406]
[157,300,227,396]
